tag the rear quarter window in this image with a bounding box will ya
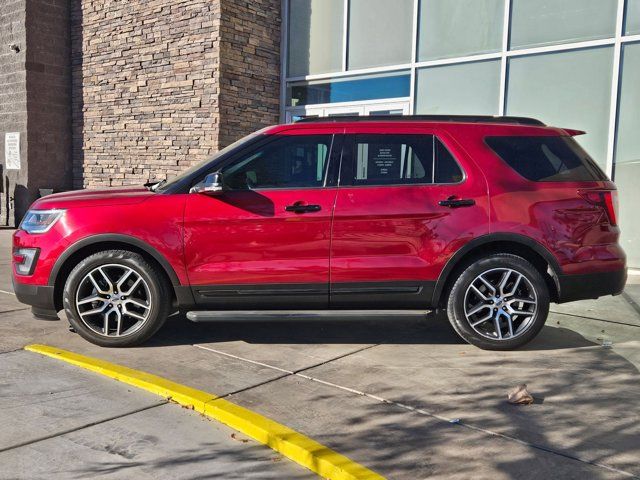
[485,135,608,182]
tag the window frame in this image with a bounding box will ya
[338,133,466,187]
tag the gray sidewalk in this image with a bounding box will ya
[0,350,312,479]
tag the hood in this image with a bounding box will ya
[31,187,155,210]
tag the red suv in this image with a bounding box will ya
[12,116,626,349]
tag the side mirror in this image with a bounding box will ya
[190,172,225,195]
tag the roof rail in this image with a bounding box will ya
[294,114,545,126]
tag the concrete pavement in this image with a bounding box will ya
[0,350,313,479]
[1,228,639,479]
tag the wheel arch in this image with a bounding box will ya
[50,234,187,311]
[433,233,562,307]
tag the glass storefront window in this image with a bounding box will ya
[415,60,500,115]
[510,0,618,49]
[348,0,413,70]
[418,0,504,61]
[288,0,344,77]
[506,47,613,170]
[626,0,640,35]
[287,71,410,106]
[615,42,640,267]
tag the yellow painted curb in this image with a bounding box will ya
[25,344,385,480]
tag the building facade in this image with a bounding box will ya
[1,0,639,268]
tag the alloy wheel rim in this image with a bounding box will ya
[75,264,152,337]
[463,268,537,341]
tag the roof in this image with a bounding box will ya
[295,115,545,126]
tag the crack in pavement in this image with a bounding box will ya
[193,344,379,399]
[193,344,639,479]
[0,402,167,454]
[0,307,31,315]
[550,310,640,328]
[621,291,640,318]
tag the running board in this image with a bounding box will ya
[186,310,431,322]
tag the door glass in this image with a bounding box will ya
[367,109,405,116]
[287,71,410,107]
[351,135,463,185]
[288,114,319,123]
[223,135,333,190]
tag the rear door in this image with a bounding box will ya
[183,128,342,309]
[330,125,490,308]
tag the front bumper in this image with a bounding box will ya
[12,278,58,319]
[557,268,627,303]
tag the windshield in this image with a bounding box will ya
[154,130,263,193]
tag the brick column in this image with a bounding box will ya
[0,0,72,226]
[71,0,281,189]
[218,0,282,148]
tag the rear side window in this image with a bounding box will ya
[350,134,464,186]
[485,135,607,182]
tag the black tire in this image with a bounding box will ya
[63,250,171,347]
[446,254,549,350]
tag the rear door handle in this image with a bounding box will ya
[438,196,476,208]
[285,203,322,213]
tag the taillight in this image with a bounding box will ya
[579,189,618,226]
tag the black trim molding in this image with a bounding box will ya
[557,268,626,303]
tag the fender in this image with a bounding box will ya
[49,233,182,286]
[432,232,562,306]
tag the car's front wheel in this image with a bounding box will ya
[63,250,171,347]
[446,254,550,350]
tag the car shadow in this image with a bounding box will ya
[142,311,597,350]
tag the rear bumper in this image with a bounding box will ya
[557,268,627,303]
[12,278,57,318]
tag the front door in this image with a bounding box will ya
[330,126,490,308]
[183,130,341,309]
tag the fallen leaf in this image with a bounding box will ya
[507,384,534,405]
[231,433,249,443]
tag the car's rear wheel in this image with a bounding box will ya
[446,254,549,350]
[63,250,171,347]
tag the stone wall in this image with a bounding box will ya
[0,0,72,226]
[0,0,28,225]
[25,0,73,201]
[71,0,222,188]
[218,0,281,148]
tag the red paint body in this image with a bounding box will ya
[12,120,626,311]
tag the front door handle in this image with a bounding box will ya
[285,202,322,213]
[438,196,476,208]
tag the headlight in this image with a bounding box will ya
[19,209,65,234]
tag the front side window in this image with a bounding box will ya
[223,135,333,190]
[349,134,463,186]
